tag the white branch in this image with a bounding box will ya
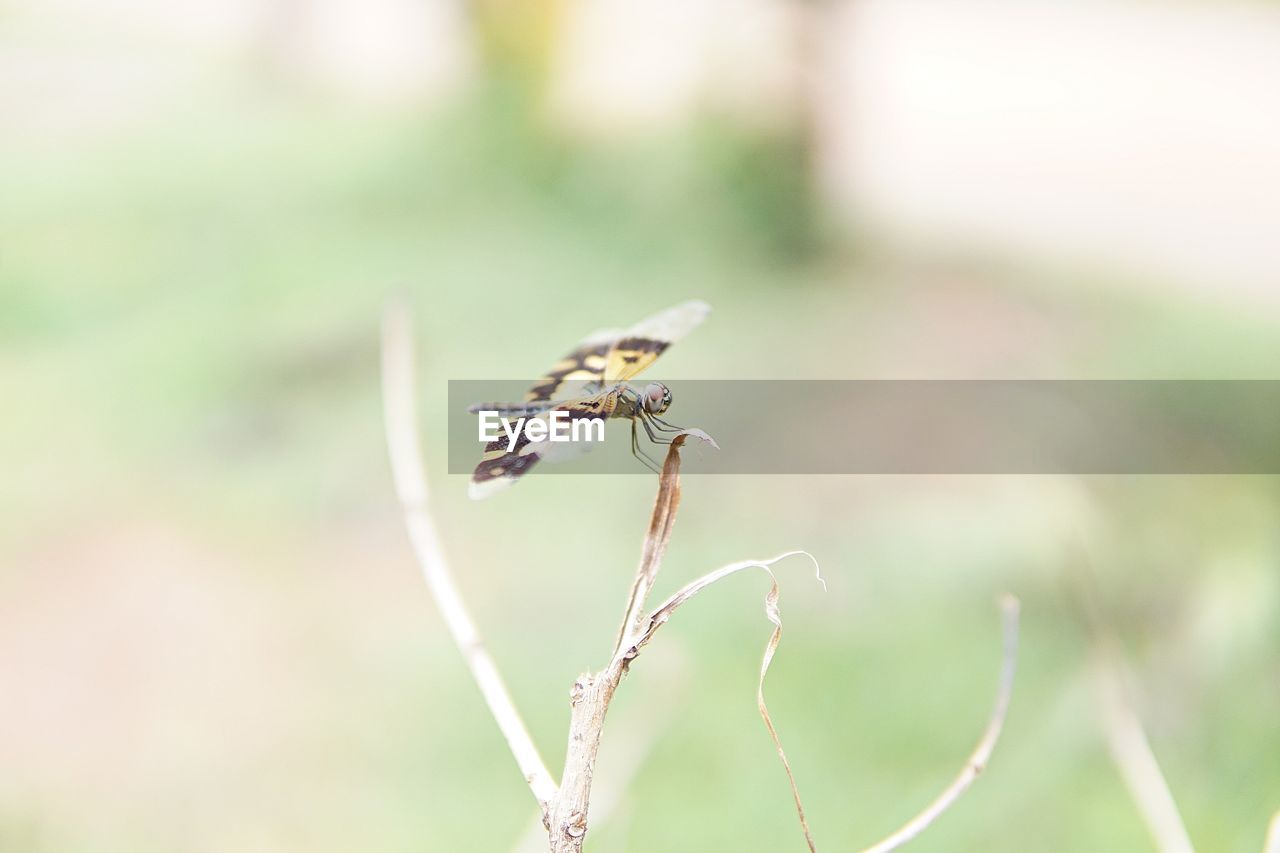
[1264,811,1280,853]
[1092,650,1195,853]
[859,594,1021,853]
[1071,562,1195,853]
[380,303,557,811]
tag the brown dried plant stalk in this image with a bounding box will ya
[381,303,1020,852]
[545,428,715,851]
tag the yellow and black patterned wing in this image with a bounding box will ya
[524,328,623,403]
[603,300,711,384]
[471,301,709,499]
[469,432,542,500]
[469,396,611,499]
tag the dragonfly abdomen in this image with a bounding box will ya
[467,401,556,416]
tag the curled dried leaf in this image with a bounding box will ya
[673,427,719,451]
[635,551,825,852]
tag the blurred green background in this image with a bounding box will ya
[2,1,1278,851]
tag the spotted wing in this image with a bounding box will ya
[603,300,711,384]
[524,327,623,403]
[469,397,610,499]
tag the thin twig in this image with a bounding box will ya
[380,302,557,811]
[1264,811,1280,853]
[1091,652,1195,853]
[1069,562,1195,853]
[859,594,1021,853]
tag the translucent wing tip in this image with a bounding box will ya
[627,299,712,343]
[670,300,712,325]
[468,477,513,500]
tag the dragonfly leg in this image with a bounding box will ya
[638,413,675,446]
[630,420,662,473]
[647,414,684,433]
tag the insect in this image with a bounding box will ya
[468,300,711,499]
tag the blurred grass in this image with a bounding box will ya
[1,73,1279,853]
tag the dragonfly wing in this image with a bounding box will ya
[525,327,623,403]
[469,397,609,499]
[603,300,710,383]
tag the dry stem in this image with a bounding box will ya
[511,653,690,853]
[381,304,557,811]
[1069,562,1195,853]
[546,431,708,852]
[1091,650,1195,853]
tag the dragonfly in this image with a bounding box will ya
[468,300,711,499]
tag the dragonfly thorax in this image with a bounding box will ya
[602,381,672,420]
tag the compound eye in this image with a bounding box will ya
[644,382,669,414]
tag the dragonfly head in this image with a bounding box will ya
[641,382,673,416]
